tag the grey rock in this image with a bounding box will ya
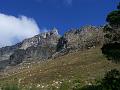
[0,26,104,67]
[64,25,104,50]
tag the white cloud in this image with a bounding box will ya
[0,13,40,47]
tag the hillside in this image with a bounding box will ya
[0,47,120,89]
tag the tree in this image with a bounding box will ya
[101,69,120,90]
[101,42,120,62]
[106,2,120,26]
[117,2,120,9]
[102,3,120,62]
[106,10,120,26]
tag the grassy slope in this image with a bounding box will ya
[0,47,120,89]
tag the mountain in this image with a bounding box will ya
[0,25,120,90]
[0,26,103,69]
[0,28,60,68]
[0,46,120,90]
[64,25,103,50]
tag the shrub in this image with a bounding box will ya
[80,85,102,90]
[59,81,70,90]
[72,79,81,90]
[106,10,120,26]
[2,84,21,90]
[101,69,120,90]
[101,42,120,62]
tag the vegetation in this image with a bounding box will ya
[101,42,120,62]
[117,2,120,10]
[106,10,120,26]
[102,2,120,62]
[72,69,120,90]
[106,2,120,26]
[1,83,21,90]
[0,47,120,90]
[101,69,120,90]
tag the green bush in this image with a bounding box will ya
[80,85,102,90]
[106,10,120,26]
[59,81,71,90]
[101,69,120,90]
[72,79,81,90]
[2,84,21,90]
[117,2,120,9]
[101,43,120,62]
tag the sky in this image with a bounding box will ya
[0,0,119,47]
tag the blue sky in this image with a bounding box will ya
[0,0,119,47]
[0,0,119,34]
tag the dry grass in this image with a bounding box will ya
[0,47,120,89]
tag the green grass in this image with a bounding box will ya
[0,47,120,89]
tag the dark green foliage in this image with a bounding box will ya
[102,3,120,62]
[103,25,113,32]
[101,69,120,90]
[101,42,120,62]
[71,69,120,90]
[106,2,120,26]
[117,2,120,9]
[106,10,120,26]
[56,37,67,51]
[59,81,71,90]
[72,79,81,90]
[104,33,112,39]
[2,84,20,90]
[79,85,102,90]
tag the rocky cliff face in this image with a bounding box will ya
[64,26,104,50]
[20,28,60,49]
[9,28,60,65]
[0,28,60,67]
[0,26,104,68]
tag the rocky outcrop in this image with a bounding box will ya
[9,28,60,65]
[20,28,60,50]
[0,26,104,67]
[64,26,104,50]
[0,43,22,61]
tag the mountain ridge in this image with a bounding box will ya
[0,25,104,69]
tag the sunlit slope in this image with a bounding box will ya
[0,47,120,88]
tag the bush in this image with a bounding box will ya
[80,85,102,90]
[59,81,71,90]
[2,84,21,90]
[101,69,120,90]
[72,79,81,90]
[106,10,120,26]
[101,42,120,62]
[117,2,120,10]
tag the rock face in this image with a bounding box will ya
[64,26,104,50]
[0,43,22,61]
[0,26,104,68]
[9,28,60,65]
[20,28,60,50]
[0,28,60,67]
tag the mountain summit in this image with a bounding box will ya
[0,26,103,69]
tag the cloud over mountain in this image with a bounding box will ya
[0,13,40,47]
